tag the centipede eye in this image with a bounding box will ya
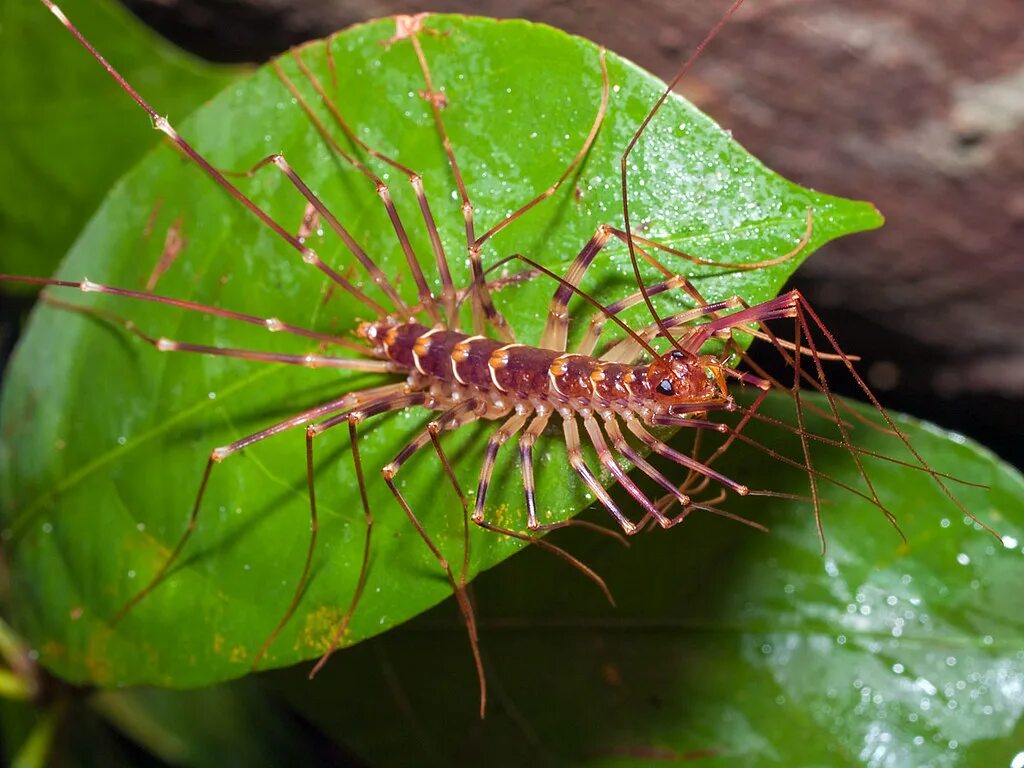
[656,379,675,396]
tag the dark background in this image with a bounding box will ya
[108,0,1024,468]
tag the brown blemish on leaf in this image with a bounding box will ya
[229,645,248,664]
[145,216,187,291]
[213,633,224,655]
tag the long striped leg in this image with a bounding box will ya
[606,207,814,273]
[252,390,422,668]
[470,413,616,601]
[563,416,638,535]
[473,50,609,248]
[539,225,613,351]
[580,415,668,528]
[472,413,529,524]
[599,297,745,363]
[273,57,449,325]
[406,30,606,338]
[227,152,408,318]
[11,276,376,358]
[518,413,551,530]
[291,392,433,678]
[379,400,490,716]
[602,415,692,516]
[623,414,750,499]
[403,30,510,339]
[113,384,411,627]
[405,22,606,340]
[37,0,398,320]
[282,49,460,327]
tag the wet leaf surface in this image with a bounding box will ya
[1,14,881,689]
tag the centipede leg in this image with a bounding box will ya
[472,414,529,524]
[602,415,691,514]
[581,415,669,527]
[405,29,512,340]
[226,150,411,317]
[563,416,638,535]
[518,413,551,530]
[380,400,489,717]
[539,225,613,351]
[284,48,463,327]
[299,392,431,677]
[112,384,410,627]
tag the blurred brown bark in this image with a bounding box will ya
[122,0,1024,464]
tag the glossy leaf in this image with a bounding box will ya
[1,14,881,688]
[0,0,240,283]
[272,394,1024,767]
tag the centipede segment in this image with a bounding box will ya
[5,0,995,722]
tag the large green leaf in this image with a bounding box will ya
[1,14,881,688]
[0,0,239,283]
[271,394,1024,766]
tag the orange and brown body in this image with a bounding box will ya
[359,319,728,422]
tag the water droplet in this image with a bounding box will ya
[956,552,971,566]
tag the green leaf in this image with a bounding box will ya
[0,0,240,284]
[1,14,881,689]
[270,394,1024,766]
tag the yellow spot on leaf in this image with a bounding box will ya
[296,606,347,654]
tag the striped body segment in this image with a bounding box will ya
[358,320,722,419]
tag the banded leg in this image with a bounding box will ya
[404,30,509,338]
[283,49,461,327]
[113,384,411,626]
[563,416,638,535]
[581,415,669,528]
[300,392,440,678]
[6,275,375,357]
[254,390,424,668]
[623,414,750,498]
[228,151,410,318]
[406,28,607,339]
[606,207,813,273]
[274,57,451,325]
[472,413,529,523]
[518,413,551,530]
[602,415,692,516]
[380,400,490,716]
[37,0,397,321]
[539,225,613,351]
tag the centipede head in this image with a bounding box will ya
[646,350,730,412]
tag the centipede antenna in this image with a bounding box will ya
[619,0,747,358]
